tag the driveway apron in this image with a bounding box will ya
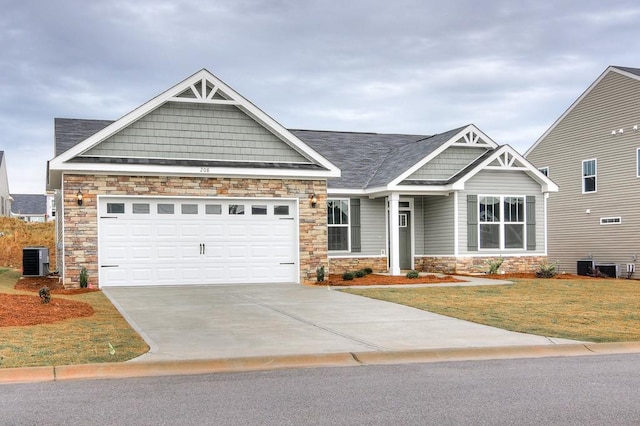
[104,283,577,362]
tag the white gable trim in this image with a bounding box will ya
[388,124,498,188]
[451,145,558,192]
[525,66,640,157]
[49,69,340,177]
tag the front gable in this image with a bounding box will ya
[48,69,340,189]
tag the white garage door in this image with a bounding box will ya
[98,197,298,286]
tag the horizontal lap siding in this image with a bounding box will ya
[83,103,309,163]
[421,195,454,255]
[459,170,545,255]
[358,197,386,256]
[526,71,640,273]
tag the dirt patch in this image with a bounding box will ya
[15,276,99,295]
[322,273,463,286]
[0,276,97,327]
[0,293,94,327]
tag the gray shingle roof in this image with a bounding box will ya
[55,118,479,189]
[612,66,640,77]
[11,194,47,215]
[54,118,113,156]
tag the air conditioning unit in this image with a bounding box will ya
[23,247,49,277]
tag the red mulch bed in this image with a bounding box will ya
[1,276,96,327]
[322,273,464,286]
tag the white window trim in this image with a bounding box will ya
[637,148,640,178]
[478,195,526,251]
[582,158,597,194]
[327,198,350,252]
[600,217,622,225]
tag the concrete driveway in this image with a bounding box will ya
[104,283,578,362]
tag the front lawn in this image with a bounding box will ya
[343,277,640,342]
[0,269,148,368]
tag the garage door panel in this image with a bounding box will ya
[99,197,298,286]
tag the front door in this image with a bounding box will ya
[399,211,412,270]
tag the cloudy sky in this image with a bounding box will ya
[2,0,640,193]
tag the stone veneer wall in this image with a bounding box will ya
[328,257,388,276]
[415,255,548,275]
[62,174,327,288]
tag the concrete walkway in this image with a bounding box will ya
[104,278,579,363]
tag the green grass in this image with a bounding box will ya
[343,277,640,343]
[0,269,149,368]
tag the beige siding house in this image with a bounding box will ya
[526,66,640,277]
[48,69,557,288]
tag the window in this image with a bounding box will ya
[229,204,244,215]
[181,204,198,214]
[205,204,222,215]
[107,203,125,214]
[582,159,597,193]
[274,205,289,215]
[538,166,549,177]
[252,205,267,215]
[132,203,150,214]
[327,199,349,251]
[479,196,525,249]
[600,217,622,225]
[157,203,174,214]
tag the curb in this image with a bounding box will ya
[3,342,640,385]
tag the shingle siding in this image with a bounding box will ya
[407,147,488,180]
[83,103,310,163]
[526,69,640,274]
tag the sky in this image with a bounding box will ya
[2,0,640,194]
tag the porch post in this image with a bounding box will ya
[389,192,401,275]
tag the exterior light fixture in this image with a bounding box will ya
[309,193,318,208]
[76,190,83,206]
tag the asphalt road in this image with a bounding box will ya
[2,354,640,425]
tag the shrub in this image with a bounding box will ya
[355,269,365,278]
[486,257,504,275]
[535,261,557,278]
[79,267,88,288]
[38,286,51,304]
[406,270,419,279]
[342,271,355,281]
[316,265,325,282]
[363,267,373,275]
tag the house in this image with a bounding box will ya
[0,152,12,216]
[10,194,48,222]
[526,65,640,278]
[48,69,557,288]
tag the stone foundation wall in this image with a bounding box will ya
[62,174,327,288]
[328,257,388,276]
[415,255,548,275]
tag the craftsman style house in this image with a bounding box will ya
[48,69,557,288]
[526,66,640,277]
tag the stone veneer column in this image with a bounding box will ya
[62,174,327,288]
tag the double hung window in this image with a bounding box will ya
[582,159,596,193]
[479,196,525,249]
[327,199,349,251]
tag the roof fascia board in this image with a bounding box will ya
[451,145,558,192]
[525,66,639,157]
[388,124,498,187]
[50,162,339,179]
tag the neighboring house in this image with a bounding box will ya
[10,194,48,222]
[526,65,640,277]
[0,151,12,216]
[47,69,557,288]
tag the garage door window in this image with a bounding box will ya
[132,203,150,214]
[274,205,289,215]
[107,203,125,214]
[252,205,267,215]
[158,204,174,214]
[229,205,244,215]
[205,204,222,215]
[181,204,198,214]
